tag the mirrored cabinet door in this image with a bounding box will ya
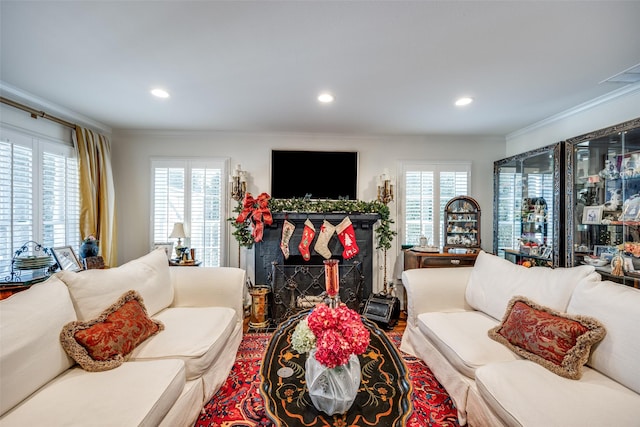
[566,118,640,285]
[494,143,562,267]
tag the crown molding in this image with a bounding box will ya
[0,81,112,135]
[507,82,640,141]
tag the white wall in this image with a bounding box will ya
[506,86,640,156]
[111,130,504,292]
[0,103,74,145]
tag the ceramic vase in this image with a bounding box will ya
[79,241,99,259]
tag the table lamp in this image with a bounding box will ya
[169,222,187,258]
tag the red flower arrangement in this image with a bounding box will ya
[303,304,370,369]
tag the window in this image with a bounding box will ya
[0,127,79,278]
[151,159,227,267]
[402,161,471,248]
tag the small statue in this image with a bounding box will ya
[604,188,622,212]
[611,255,624,277]
[599,159,620,180]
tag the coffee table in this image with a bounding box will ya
[259,310,413,426]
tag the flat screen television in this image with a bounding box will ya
[271,150,358,200]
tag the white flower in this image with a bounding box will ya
[291,318,316,354]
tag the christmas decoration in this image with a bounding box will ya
[229,198,396,250]
[235,192,273,243]
[336,216,359,259]
[313,220,335,259]
[298,219,316,261]
[280,220,295,259]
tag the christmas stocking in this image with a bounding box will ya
[314,220,335,259]
[298,219,316,261]
[336,216,359,260]
[280,220,295,259]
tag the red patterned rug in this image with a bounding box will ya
[194,332,459,427]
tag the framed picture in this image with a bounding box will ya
[623,256,635,272]
[153,242,174,260]
[582,205,603,225]
[52,246,83,272]
[622,196,640,220]
[593,245,616,259]
[541,247,552,259]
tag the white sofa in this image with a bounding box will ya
[400,250,640,426]
[0,249,245,427]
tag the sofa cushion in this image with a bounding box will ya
[567,279,640,394]
[0,359,185,427]
[129,306,237,380]
[0,277,77,416]
[488,296,605,380]
[417,311,519,379]
[475,360,640,427]
[60,290,164,372]
[465,251,598,320]
[57,248,173,319]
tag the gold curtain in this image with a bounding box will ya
[73,126,117,266]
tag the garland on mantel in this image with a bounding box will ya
[229,198,396,250]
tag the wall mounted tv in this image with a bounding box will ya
[271,150,358,200]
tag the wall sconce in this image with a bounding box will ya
[377,169,394,205]
[230,164,248,201]
[169,222,187,258]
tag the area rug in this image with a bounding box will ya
[194,332,459,427]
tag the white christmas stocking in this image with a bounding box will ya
[280,220,295,259]
[314,220,335,259]
[336,216,359,260]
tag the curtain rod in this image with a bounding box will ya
[1,96,77,130]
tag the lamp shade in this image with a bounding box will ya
[169,222,186,239]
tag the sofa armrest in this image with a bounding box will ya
[402,267,474,327]
[169,267,245,321]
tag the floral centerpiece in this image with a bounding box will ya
[292,304,370,368]
[291,303,370,415]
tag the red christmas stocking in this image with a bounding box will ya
[298,219,316,261]
[280,220,295,259]
[336,216,359,259]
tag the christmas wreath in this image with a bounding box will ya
[229,196,396,250]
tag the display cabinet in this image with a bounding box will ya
[443,196,481,253]
[493,143,562,267]
[565,118,640,286]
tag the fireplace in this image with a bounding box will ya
[253,212,380,325]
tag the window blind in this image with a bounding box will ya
[402,162,471,248]
[151,159,226,267]
[0,129,79,278]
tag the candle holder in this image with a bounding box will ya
[324,259,340,308]
[376,169,394,205]
[230,164,248,201]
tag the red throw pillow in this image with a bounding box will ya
[488,296,605,379]
[60,290,164,371]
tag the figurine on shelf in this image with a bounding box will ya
[611,254,624,277]
[599,159,620,180]
[603,188,622,212]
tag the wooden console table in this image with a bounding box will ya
[404,250,478,269]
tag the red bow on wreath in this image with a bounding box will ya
[236,192,273,242]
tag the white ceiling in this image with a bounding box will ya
[1,1,639,136]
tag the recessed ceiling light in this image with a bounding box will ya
[318,92,334,103]
[455,97,473,107]
[151,88,170,98]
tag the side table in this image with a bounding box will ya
[404,250,478,269]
